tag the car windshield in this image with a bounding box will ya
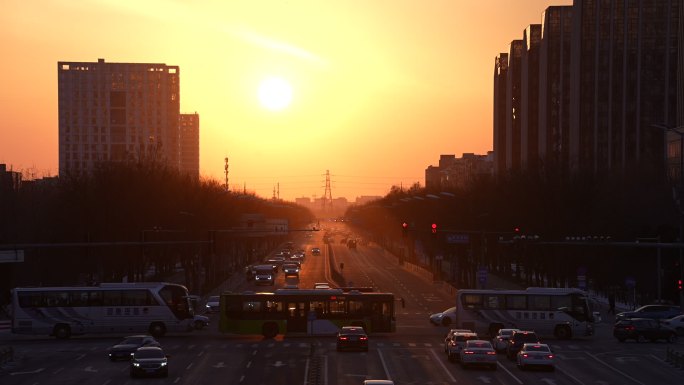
[135,349,165,359]
[525,345,550,352]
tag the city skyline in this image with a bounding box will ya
[1,1,571,201]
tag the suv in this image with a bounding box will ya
[615,304,682,322]
[446,331,478,361]
[613,318,677,343]
[506,330,541,359]
[443,329,473,353]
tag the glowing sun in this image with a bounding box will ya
[257,76,293,111]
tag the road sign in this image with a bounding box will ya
[477,268,488,283]
[625,276,636,289]
[0,250,24,263]
[446,234,470,244]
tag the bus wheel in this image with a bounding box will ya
[149,322,167,338]
[554,325,572,340]
[53,324,71,339]
[262,322,278,339]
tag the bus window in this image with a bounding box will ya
[265,300,283,313]
[484,295,503,309]
[349,300,364,315]
[462,294,483,310]
[329,299,345,314]
[243,301,261,313]
[529,295,551,310]
[310,301,325,317]
[506,295,527,310]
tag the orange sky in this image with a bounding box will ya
[0,0,571,201]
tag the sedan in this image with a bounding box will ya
[130,346,169,378]
[661,314,684,336]
[615,304,682,322]
[492,328,520,353]
[205,295,220,313]
[336,326,368,351]
[517,343,555,371]
[459,340,497,370]
[429,306,457,326]
[613,318,677,342]
[108,335,160,361]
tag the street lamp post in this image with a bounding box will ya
[652,123,684,310]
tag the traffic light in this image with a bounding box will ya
[402,222,409,238]
[678,279,683,291]
[431,223,438,234]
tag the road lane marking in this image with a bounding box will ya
[75,353,86,361]
[554,364,586,385]
[10,368,45,376]
[497,361,522,384]
[302,357,310,385]
[376,348,393,382]
[586,352,646,385]
[429,348,456,383]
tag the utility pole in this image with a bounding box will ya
[224,157,229,192]
[323,170,332,212]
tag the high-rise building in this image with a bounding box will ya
[57,58,191,176]
[179,113,200,179]
[493,53,509,175]
[569,0,680,174]
[494,1,681,178]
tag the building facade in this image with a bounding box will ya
[179,113,200,179]
[425,153,494,191]
[57,58,198,177]
[494,0,681,178]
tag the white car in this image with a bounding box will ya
[193,314,209,330]
[205,295,220,313]
[516,343,555,371]
[429,307,457,326]
[459,340,497,370]
[661,314,684,336]
[492,328,520,352]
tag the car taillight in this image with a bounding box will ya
[338,336,348,341]
[522,354,529,358]
[548,354,554,359]
[360,336,368,341]
[487,351,496,355]
[463,351,474,354]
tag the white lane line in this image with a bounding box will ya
[185,362,194,370]
[75,354,86,361]
[377,348,393,382]
[496,361,523,384]
[429,348,456,383]
[555,364,587,385]
[302,357,310,385]
[246,360,252,368]
[586,352,646,385]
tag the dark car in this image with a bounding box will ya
[506,330,541,359]
[130,346,169,378]
[108,335,160,361]
[613,318,677,343]
[615,304,682,321]
[336,326,368,351]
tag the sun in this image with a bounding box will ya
[257,76,293,111]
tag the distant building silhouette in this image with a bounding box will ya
[425,153,494,191]
[57,58,199,178]
[494,1,682,178]
[179,113,200,179]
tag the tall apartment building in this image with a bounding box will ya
[493,53,509,175]
[179,113,200,179]
[494,0,681,178]
[57,58,198,178]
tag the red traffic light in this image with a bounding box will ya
[402,222,409,229]
[678,279,683,290]
[431,223,437,234]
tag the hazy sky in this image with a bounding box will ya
[0,0,571,201]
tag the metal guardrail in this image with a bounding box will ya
[665,347,684,369]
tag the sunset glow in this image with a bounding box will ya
[0,0,572,201]
[258,77,293,111]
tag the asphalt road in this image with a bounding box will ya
[1,223,683,385]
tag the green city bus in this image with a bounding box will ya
[219,289,396,338]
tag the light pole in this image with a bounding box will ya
[652,123,684,310]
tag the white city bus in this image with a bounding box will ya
[11,282,194,339]
[453,287,594,339]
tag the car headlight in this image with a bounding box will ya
[161,362,167,367]
[133,362,141,367]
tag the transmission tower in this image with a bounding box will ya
[322,170,333,211]
[224,157,229,192]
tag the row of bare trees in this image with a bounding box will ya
[0,162,314,301]
[346,166,682,304]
